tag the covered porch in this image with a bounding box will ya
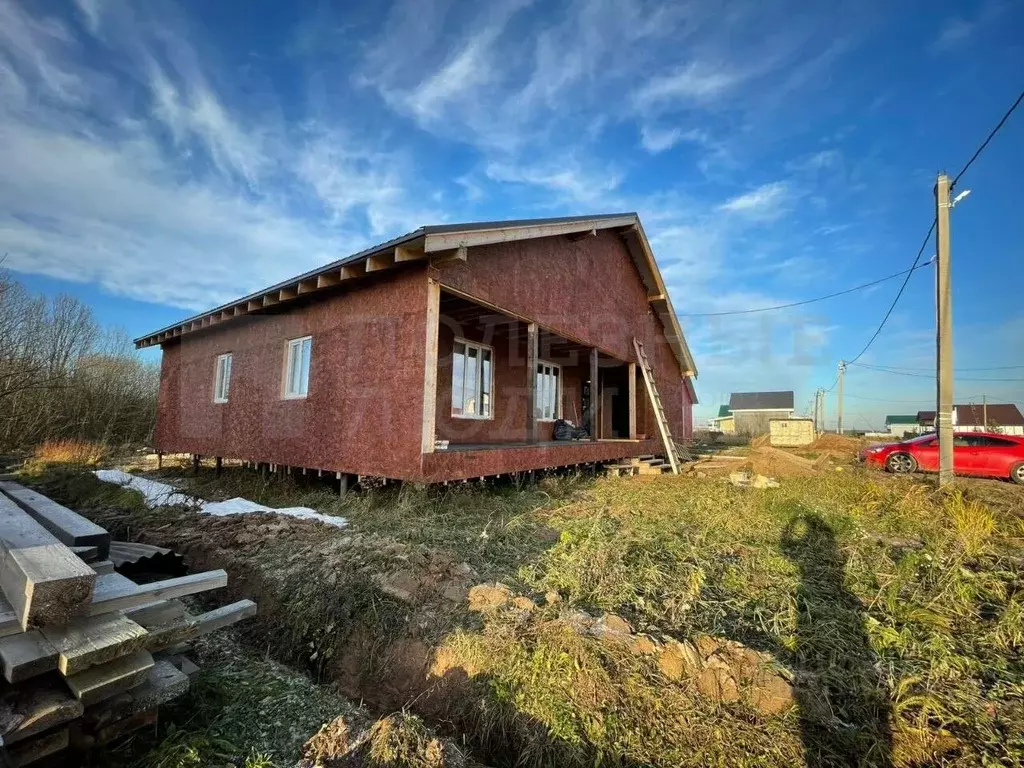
[419,283,661,480]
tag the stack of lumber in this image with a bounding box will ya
[0,482,256,765]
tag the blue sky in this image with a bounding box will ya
[2,0,1022,430]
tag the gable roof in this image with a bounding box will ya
[885,414,918,426]
[716,405,732,418]
[917,411,935,425]
[729,391,794,411]
[955,403,1024,427]
[134,213,697,382]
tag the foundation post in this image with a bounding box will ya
[192,454,200,475]
[628,362,637,440]
[589,348,599,441]
[526,322,539,443]
[157,452,163,470]
[215,456,223,476]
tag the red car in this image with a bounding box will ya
[860,432,1024,483]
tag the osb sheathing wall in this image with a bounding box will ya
[434,229,691,439]
[154,268,429,479]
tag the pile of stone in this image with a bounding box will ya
[0,482,255,765]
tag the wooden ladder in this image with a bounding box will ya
[632,338,680,475]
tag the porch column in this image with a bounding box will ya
[526,322,538,443]
[589,348,599,441]
[628,362,637,439]
[421,278,441,453]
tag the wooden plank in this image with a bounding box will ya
[588,348,599,442]
[7,725,69,766]
[422,216,635,252]
[85,660,189,730]
[94,708,157,745]
[70,545,99,562]
[526,322,538,443]
[87,570,227,616]
[430,245,467,265]
[421,279,440,454]
[40,613,148,676]
[145,600,257,653]
[66,649,154,706]
[0,593,22,638]
[0,494,96,630]
[91,560,115,575]
[628,362,637,440]
[394,244,425,262]
[365,252,395,272]
[0,681,84,745]
[0,630,58,683]
[124,599,186,628]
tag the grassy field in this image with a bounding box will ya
[18,451,1024,767]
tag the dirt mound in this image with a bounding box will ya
[300,712,468,768]
[808,434,865,453]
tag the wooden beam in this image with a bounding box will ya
[262,293,280,307]
[568,228,597,242]
[247,299,262,312]
[87,569,228,616]
[6,724,69,765]
[0,494,96,630]
[232,305,246,316]
[65,649,154,706]
[278,286,298,301]
[0,630,59,683]
[430,245,467,266]
[421,279,441,454]
[316,271,341,289]
[90,560,115,575]
[144,600,257,653]
[628,362,637,440]
[40,612,147,676]
[124,599,186,628]
[526,323,538,443]
[297,278,319,295]
[394,245,425,262]
[340,262,366,280]
[423,216,635,252]
[366,252,395,272]
[0,482,110,559]
[589,348,599,442]
[0,681,84,746]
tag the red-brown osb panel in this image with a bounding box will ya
[434,230,689,440]
[154,269,429,478]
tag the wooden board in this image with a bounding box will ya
[0,593,22,638]
[66,649,154,706]
[40,613,148,676]
[0,494,96,630]
[0,680,84,745]
[0,630,59,683]
[88,569,228,616]
[124,599,187,628]
[146,600,257,653]
[85,660,189,730]
[70,545,99,562]
[94,708,157,745]
[0,482,110,559]
[7,725,69,766]
[91,560,116,575]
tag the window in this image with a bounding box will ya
[284,336,312,399]
[536,362,561,421]
[214,353,232,403]
[452,339,493,418]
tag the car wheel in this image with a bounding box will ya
[1012,462,1024,485]
[886,453,918,474]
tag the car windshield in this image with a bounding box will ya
[902,434,936,444]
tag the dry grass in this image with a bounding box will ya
[33,438,108,466]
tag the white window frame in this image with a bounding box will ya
[536,361,561,421]
[213,353,232,404]
[451,338,494,420]
[283,336,312,400]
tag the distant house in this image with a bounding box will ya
[710,405,735,434]
[885,415,921,437]
[916,405,1024,436]
[728,391,795,436]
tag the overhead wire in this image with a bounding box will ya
[847,361,1024,382]
[952,87,1024,188]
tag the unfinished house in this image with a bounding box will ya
[136,214,698,484]
[727,391,795,437]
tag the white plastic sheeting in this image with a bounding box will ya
[94,469,348,529]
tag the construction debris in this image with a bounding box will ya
[729,471,780,489]
[0,481,256,763]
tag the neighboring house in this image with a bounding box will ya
[728,391,795,436]
[710,405,735,434]
[885,415,921,437]
[916,405,1024,436]
[136,213,699,484]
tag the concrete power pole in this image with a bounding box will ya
[836,361,846,435]
[983,394,988,430]
[935,173,955,486]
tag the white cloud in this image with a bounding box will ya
[718,182,792,218]
[484,159,624,207]
[632,62,738,110]
[931,18,975,51]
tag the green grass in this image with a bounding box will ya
[21,460,1024,767]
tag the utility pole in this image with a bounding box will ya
[934,174,955,482]
[812,389,820,433]
[836,361,846,435]
[983,394,988,430]
[935,172,954,486]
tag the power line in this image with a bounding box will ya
[846,362,1024,372]
[676,262,931,317]
[952,87,1024,188]
[846,219,936,365]
[848,361,1024,382]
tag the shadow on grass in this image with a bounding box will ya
[781,513,892,768]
